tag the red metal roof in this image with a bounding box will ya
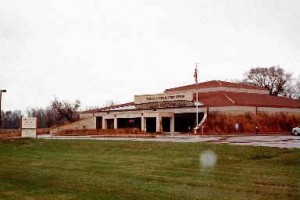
[165,80,267,93]
[82,102,135,113]
[83,81,299,114]
[199,92,300,108]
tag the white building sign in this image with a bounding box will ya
[21,117,37,138]
[134,93,193,104]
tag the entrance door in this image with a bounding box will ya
[174,113,204,133]
[146,117,156,133]
[106,119,114,129]
[162,117,171,132]
[96,117,102,129]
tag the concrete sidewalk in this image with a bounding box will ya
[38,134,300,149]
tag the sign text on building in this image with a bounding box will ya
[134,93,193,104]
[135,101,194,109]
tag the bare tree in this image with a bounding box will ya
[283,77,300,100]
[244,66,292,96]
[296,80,300,100]
[1,110,22,129]
[27,108,57,128]
[51,98,81,124]
[102,100,116,107]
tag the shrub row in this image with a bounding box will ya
[55,128,145,136]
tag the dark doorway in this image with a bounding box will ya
[162,117,171,132]
[106,119,114,129]
[146,117,156,133]
[117,118,141,129]
[174,113,204,133]
[96,117,102,129]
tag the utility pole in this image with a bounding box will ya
[0,89,7,129]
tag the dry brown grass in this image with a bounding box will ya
[0,129,21,139]
[54,128,155,137]
[204,112,300,134]
[0,129,50,139]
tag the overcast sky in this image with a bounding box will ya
[0,0,299,112]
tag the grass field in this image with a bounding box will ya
[0,139,299,200]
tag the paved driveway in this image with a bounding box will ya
[39,134,300,149]
[218,135,299,149]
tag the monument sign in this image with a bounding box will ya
[21,117,37,138]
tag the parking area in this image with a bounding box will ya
[38,134,300,149]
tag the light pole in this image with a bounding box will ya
[0,89,7,129]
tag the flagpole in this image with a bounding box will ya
[195,63,199,134]
[196,63,199,131]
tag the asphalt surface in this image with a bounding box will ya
[38,134,300,149]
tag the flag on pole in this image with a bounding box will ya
[194,65,198,83]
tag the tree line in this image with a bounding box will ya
[1,65,299,129]
[0,98,80,129]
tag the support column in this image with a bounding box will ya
[170,116,175,132]
[102,117,106,129]
[141,116,146,132]
[156,114,161,132]
[114,117,118,129]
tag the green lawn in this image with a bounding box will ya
[0,139,299,200]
